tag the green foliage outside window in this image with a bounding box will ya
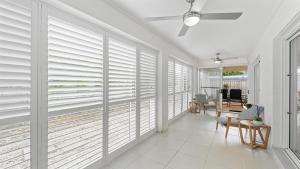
[223,71,244,76]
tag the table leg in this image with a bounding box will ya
[263,127,271,149]
[216,111,221,130]
[239,123,245,144]
[225,117,232,139]
[253,128,257,148]
[249,126,254,149]
[258,128,265,142]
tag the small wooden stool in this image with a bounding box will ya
[189,100,201,113]
[238,120,271,149]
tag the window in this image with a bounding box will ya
[139,49,157,135]
[0,1,173,168]
[188,67,193,104]
[47,16,104,169]
[168,59,192,120]
[182,65,188,111]
[174,63,182,116]
[46,13,158,164]
[168,59,174,120]
[108,37,136,154]
[0,0,32,168]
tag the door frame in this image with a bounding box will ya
[274,10,300,165]
[253,57,261,105]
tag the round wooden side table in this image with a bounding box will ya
[238,120,271,149]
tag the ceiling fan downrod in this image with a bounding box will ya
[186,0,195,11]
[186,0,195,3]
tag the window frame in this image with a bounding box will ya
[38,2,159,168]
[167,56,193,122]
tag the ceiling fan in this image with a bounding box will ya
[212,53,238,64]
[144,0,242,37]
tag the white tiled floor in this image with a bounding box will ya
[103,112,282,169]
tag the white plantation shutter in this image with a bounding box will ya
[0,0,32,168]
[175,63,182,94]
[48,16,103,169]
[0,0,31,119]
[174,93,181,116]
[140,49,157,135]
[182,93,188,111]
[174,63,182,115]
[168,60,193,119]
[108,38,136,154]
[168,60,174,120]
[188,67,193,104]
[182,66,188,111]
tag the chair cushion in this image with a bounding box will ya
[216,113,239,126]
[216,105,265,126]
[239,105,259,120]
[195,94,208,104]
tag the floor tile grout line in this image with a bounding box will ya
[163,135,189,169]
[201,126,217,169]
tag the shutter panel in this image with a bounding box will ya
[175,63,182,93]
[182,93,188,111]
[174,63,182,115]
[188,67,193,104]
[0,0,31,168]
[168,60,174,120]
[108,38,136,154]
[140,49,156,135]
[48,17,103,169]
[182,66,188,111]
[0,0,31,119]
[174,93,182,116]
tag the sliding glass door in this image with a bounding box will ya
[289,34,300,158]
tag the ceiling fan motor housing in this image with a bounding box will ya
[183,11,201,26]
[186,0,195,3]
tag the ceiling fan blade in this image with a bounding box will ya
[145,15,182,21]
[200,12,242,20]
[178,25,189,37]
[222,57,239,60]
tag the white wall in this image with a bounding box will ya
[248,0,300,146]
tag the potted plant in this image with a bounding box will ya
[253,115,264,126]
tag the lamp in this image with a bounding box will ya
[183,11,200,27]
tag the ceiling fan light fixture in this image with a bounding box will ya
[214,60,222,64]
[183,11,200,27]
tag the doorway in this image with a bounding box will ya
[198,68,223,110]
[289,34,300,158]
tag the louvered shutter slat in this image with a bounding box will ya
[108,38,136,154]
[188,68,193,107]
[0,1,31,168]
[168,60,174,120]
[174,63,182,115]
[182,66,188,111]
[140,50,156,135]
[48,17,103,169]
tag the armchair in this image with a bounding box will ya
[221,89,229,105]
[195,94,217,114]
[229,89,243,107]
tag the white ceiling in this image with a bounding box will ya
[108,0,282,61]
